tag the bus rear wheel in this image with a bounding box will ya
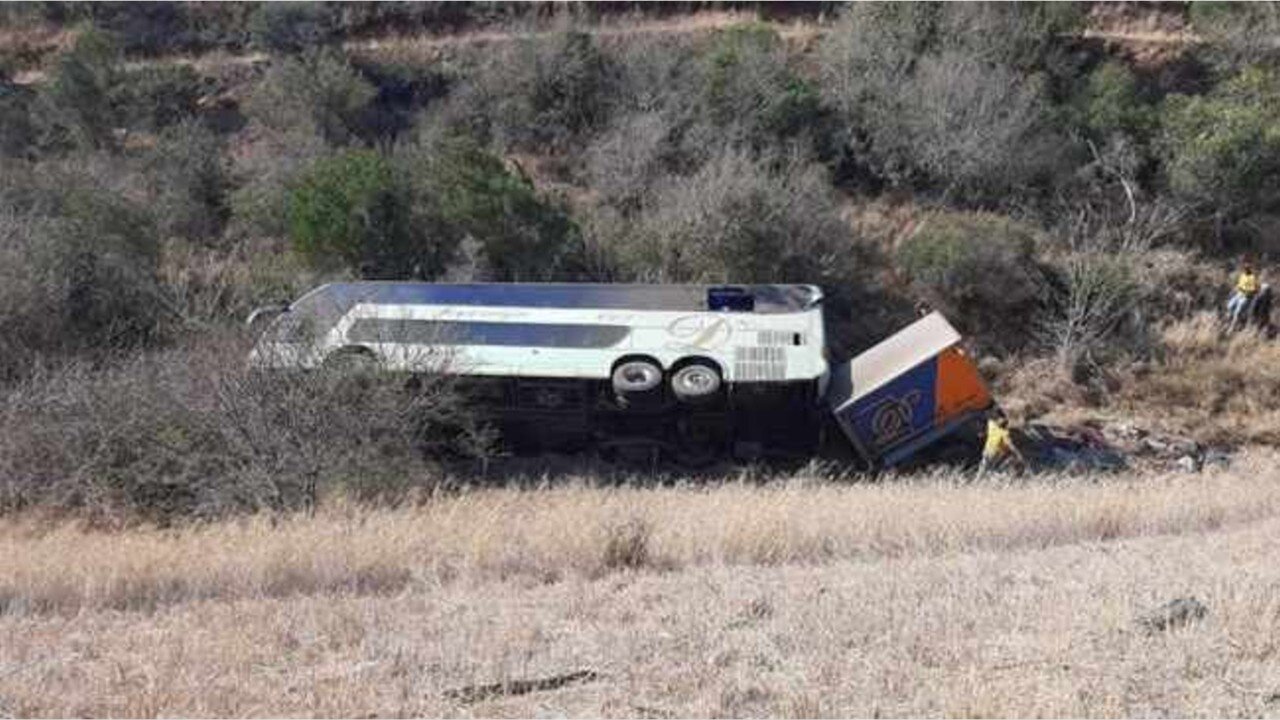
[670,361,721,403]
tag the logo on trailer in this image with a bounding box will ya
[870,390,922,447]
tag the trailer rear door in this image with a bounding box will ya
[825,313,991,467]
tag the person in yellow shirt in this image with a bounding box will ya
[978,409,1024,478]
[1228,261,1260,332]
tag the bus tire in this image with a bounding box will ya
[611,358,663,395]
[670,360,721,403]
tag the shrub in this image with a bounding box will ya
[114,64,202,132]
[0,82,37,158]
[577,36,699,201]
[158,236,330,326]
[934,2,1085,74]
[402,133,582,281]
[608,33,698,117]
[82,1,187,56]
[898,53,1066,197]
[179,2,258,53]
[446,30,616,152]
[699,24,829,155]
[287,148,423,277]
[817,3,944,133]
[1161,67,1280,214]
[0,160,164,379]
[895,212,1047,353]
[145,120,230,241]
[1190,2,1280,69]
[248,2,334,54]
[1075,61,1158,143]
[527,30,614,144]
[244,49,376,146]
[0,334,488,521]
[584,111,673,213]
[608,148,847,284]
[36,26,122,152]
[1044,250,1142,378]
[818,5,1075,200]
[228,126,329,238]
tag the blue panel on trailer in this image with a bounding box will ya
[837,358,939,456]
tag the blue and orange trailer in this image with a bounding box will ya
[825,313,993,468]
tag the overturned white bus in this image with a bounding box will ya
[249,282,832,460]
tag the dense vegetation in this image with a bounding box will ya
[1,1,1278,519]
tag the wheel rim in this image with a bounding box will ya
[672,364,720,398]
[613,361,662,393]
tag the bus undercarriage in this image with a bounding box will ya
[454,376,826,465]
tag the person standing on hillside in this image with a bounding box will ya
[1227,261,1260,332]
[977,408,1024,479]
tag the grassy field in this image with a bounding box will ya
[3,453,1280,717]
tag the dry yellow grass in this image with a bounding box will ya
[1120,314,1280,444]
[3,454,1280,716]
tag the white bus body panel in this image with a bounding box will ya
[334,304,826,383]
[250,283,828,385]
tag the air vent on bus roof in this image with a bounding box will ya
[708,286,754,312]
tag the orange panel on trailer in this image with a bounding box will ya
[933,346,991,422]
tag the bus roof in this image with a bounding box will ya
[291,282,823,315]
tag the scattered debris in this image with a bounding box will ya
[1136,597,1208,633]
[1102,424,1236,473]
[1202,449,1232,470]
[1014,420,1235,474]
[1175,454,1201,473]
[443,669,601,704]
[1013,423,1128,472]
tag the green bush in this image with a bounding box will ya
[245,49,375,146]
[1161,67,1280,213]
[896,212,1046,353]
[402,134,582,281]
[37,26,122,152]
[700,24,828,153]
[288,149,416,276]
[1076,61,1158,142]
